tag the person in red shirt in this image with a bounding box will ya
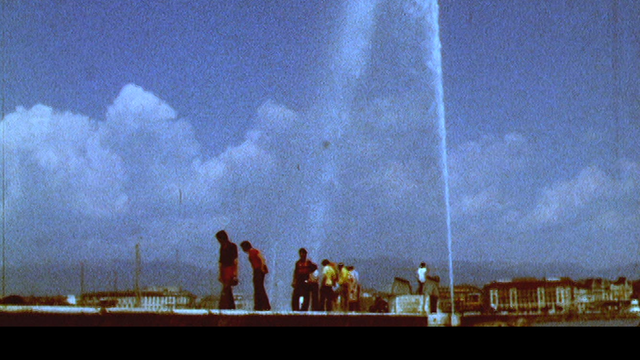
[240,241,271,311]
[216,230,238,310]
[291,248,318,311]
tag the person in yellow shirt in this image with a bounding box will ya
[337,263,350,311]
[346,266,360,311]
[320,259,337,311]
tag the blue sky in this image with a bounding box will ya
[2,0,640,301]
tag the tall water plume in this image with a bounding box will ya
[262,0,453,310]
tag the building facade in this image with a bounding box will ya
[483,277,634,315]
[484,278,578,314]
[438,285,483,314]
[81,286,196,310]
[575,277,634,313]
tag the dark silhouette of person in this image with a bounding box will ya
[291,248,318,311]
[240,241,271,311]
[216,230,238,310]
[370,296,389,313]
[427,275,440,313]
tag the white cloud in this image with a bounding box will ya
[443,130,640,267]
[106,84,177,130]
[3,104,127,218]
[449,132,533,216]
[100,84,202,207]
[447,132,640,231]
[526,166,617,226]
[458,187,505,216]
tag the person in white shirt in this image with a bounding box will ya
[416,262,428,295]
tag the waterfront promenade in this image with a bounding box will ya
[0,306,433,327]
[2,306,637,326]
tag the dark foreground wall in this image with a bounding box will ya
[0,309,432,327]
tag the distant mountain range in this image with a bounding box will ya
[3,257,639,297]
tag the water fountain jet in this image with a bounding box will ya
[263,0,454,316]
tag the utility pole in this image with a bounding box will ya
[612,0,622,161]
[80,261,85,297]
[113,268,118,292]
[177,188,183,290]
[135,243,141,307]
[210,268,216,309]
[175,248,181,289]
[1,0,7,300]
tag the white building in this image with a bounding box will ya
[81,286,197,311]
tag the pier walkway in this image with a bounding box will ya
[0,306,437,326]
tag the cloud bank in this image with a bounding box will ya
[448,131,640,266]
[5,83,640,266]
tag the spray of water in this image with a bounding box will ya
[306,0,378,257]
[425,0,456,316]
[272,0,455,312]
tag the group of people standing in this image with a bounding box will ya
[216,230,271,311]
[216,229,360,312]
[292,248,361,312]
